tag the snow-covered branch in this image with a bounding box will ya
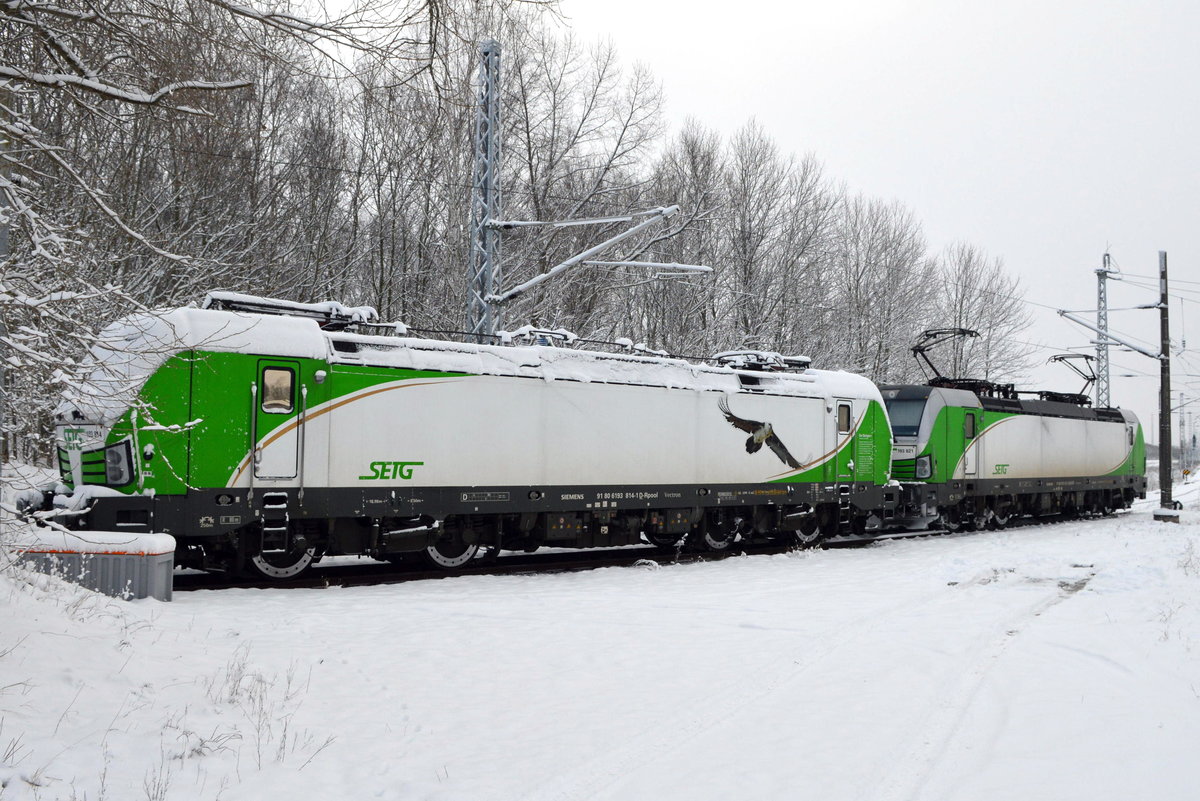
[0,66,251,105]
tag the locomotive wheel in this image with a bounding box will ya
[793,516,823,548]
[646,531,684,550]
[1100,494,1115,516]
[248,546,316,580]
[816,505,841,541]
[699,529,735,551]
[991,507,1012,529]
[939,508,962,532]
[423,536,480,569]
[695,515,748,551]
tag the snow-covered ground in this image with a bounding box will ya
[2,480,1199,800]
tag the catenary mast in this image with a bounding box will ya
[1095,252,1117,407]
[467,40,502,340]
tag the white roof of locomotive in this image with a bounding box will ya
[327,328,878,401]
[60,306,882,424]
[57,307,329,424]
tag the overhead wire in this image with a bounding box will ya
[1116,271,1200,288]
[593,265,1073,370]
[1120,276,1200,303]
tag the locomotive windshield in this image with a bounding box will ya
[884,398,927,438]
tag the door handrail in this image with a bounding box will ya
[249,382,258,500]
[298,385,307,504]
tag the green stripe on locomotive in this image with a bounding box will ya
[94,349,463,495]
[891,402,1145,483]
[1107,423,1146,477]
[76,342,891,496]
[771,399,892,486]
[891,406,1018,484]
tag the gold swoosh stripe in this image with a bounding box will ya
[231,378,456,485]
[768,409,866,480]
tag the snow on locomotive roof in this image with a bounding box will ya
[57,307,330,423]
[60,304,880,424]
[202,291,379,324]
[327,330,876,401]
[880,382,1139,422]
[109,306,330,359]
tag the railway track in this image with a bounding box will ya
[172,541,798,592]
[173,509,1123,592]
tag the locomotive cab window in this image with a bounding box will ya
[261,368,294,413]
[884,398,926,438]
[964,412,976,439]
[837,403,852,434]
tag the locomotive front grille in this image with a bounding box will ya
[56,447,73,487]
[891,459,917,480]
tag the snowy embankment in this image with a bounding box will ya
[1,484,1198,800]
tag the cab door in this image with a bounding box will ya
[834,399,855,482]
[963,409,979,478]
[1125,422,1139,475]
[253,359,300,480]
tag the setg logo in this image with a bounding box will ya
[63,428,85,451]
[993,463,1009,475]
[359,461,424,480]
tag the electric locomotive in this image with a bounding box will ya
[882,379,1146,531]
[31,298,1147,581]
[43,293,895,579]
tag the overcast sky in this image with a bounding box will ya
[561,0,1199,442]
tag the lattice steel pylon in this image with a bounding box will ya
[467,40,502,340]
[1094,252,1117,408]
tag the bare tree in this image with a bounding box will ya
[827,193,936,382]
[0,0,547,461]
[718,120,792,345]
[0,0,1042,467]
[343,53,472,328]
[760,154,840,362]
[497,27,664,335]
[617,119,724,353]
[932,242,1033,382]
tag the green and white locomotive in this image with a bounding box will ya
[50,293,894,578]
[881,381,1146,530]
[40,295,1147,580]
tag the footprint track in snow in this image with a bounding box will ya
[516,582,975,801]
[868,572,1094,801]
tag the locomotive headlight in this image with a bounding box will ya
[914,454,933,480]
[105,442,132,485]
